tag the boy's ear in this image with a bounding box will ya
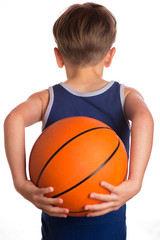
[54,48,64,68]
[104,47,116,68]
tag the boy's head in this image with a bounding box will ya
[53,2,117,68]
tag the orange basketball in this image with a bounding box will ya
[29,116,128,217]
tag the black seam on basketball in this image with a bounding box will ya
[51,139,120,199]
[36,126,111,186]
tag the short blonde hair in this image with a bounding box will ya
[53,2,117,67]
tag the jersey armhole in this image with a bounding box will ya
[120,84,131,129]
[42,86,54,131]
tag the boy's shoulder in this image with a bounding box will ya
[124,85,144,100]
[27,88,49,122]
[123,85,150,121]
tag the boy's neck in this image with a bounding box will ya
[64,60,105,85]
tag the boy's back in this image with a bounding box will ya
[4,2,154,240]
[41,80,128,239]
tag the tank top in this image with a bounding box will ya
[41,80,130,235]
[42,80,130,157]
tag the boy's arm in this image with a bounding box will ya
[124,87,154,187]
[4,91,45,188]
[84,87,154,217]
[4,90,69,217]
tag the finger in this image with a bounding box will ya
[87,207,116,217]
[88,192,117,202]
[42,205,69,216]
[100,181,117,193]
[47,212,68,218]
[45,197,64,205]
[38,196,64,206]
[48,206,69,214]
[38,187,54,195]
[84,201,114,211]
[43,208,68,218]
[45,212,68,218]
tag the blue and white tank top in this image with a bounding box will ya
[42,80,130,158]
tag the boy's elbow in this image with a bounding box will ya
[4,112,13,129]
[4,111,17,126]
[4,111,24,131]
[141,110,154,129]
[134,110,154,131]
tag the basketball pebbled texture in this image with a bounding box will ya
[29,116,128,216]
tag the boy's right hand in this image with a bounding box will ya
[16,180,69,218]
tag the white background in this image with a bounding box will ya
[0,0,160,239]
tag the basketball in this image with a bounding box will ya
[29,116,128,217]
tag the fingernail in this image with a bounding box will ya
[90,193,94,198]
[101,181,105,186]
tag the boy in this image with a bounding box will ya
[4,2,154,240]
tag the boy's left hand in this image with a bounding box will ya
[84,179,141,217]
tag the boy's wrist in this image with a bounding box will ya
[127,178,142,194]
[14,177,28,193]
